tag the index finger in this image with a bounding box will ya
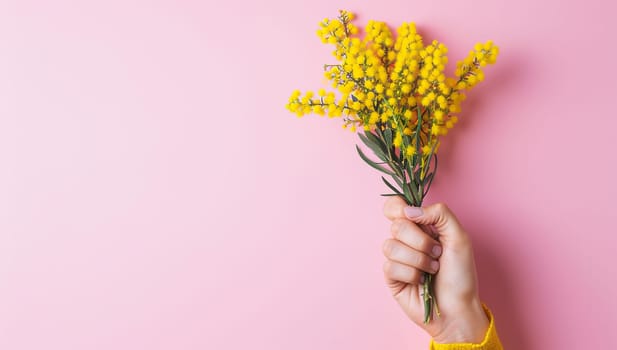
[383,195,408,220]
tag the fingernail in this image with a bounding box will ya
[432,245,442,257]
[430,260,440,272]
[404,206,423,218]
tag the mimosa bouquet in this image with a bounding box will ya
[285,10,499,323]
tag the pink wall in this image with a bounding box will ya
[1,0,616,349]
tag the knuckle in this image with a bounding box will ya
[419,235,433,253]
[383,198,398,218]
[383,196,406,219]
[413,253,427,268]
[382,260,393,275]
[390,219,404,238]
[382,199,391,218]
[408,268,422,284]
[423,255,438,273]
[382,239,393,256]
[434,202,449,213]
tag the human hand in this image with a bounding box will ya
[381,197,489,344]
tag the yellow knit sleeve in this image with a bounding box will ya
[429,304,503,350]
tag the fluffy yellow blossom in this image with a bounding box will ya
[393,132,403,147]
[286,9,498,158]
[404,145,416,157]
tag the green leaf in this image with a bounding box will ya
[402,181,417,205]
[406,158,419,185]
[358,133,388,162]
[357,132,372,148]
[431,153,439,173]
[415,106,422,155]
[423,172,434,197]
[390,142,401,164]
[381,176,403,196]
[411,161,423,185]
[380,193,400,197]
[423,153,438,194]
[391,173,404,188]
[365,130,387,152]
[423,172,434,187]
[406,178,422,206]
[355,145,397,176]
[366,130,392,163]
[383,128,393,150]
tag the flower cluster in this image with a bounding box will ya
[286,11,499,324]
[286,10,499,163]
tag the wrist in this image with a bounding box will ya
[432,298,489,344]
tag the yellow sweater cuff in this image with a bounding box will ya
[429,304,503,350]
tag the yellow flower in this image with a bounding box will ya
[393,132,403,147]
[313,105,325,115]
[338,94,348,107]
[431,124,440,135]
[288,10,497,160]
[353,67,364,79]
[453,40,499,90]
[324,92,336,105]
[405,145,416,156]
[369,112,380,125]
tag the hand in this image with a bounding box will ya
[381,197,489,344]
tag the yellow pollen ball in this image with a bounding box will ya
[393,133,403,147]
[405,145,416,156]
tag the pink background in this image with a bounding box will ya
[1,0,616,349]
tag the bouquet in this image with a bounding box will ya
[285,10,499,323]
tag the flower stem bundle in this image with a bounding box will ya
[286,10,499,323]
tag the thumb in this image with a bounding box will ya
[403,203,466,243]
